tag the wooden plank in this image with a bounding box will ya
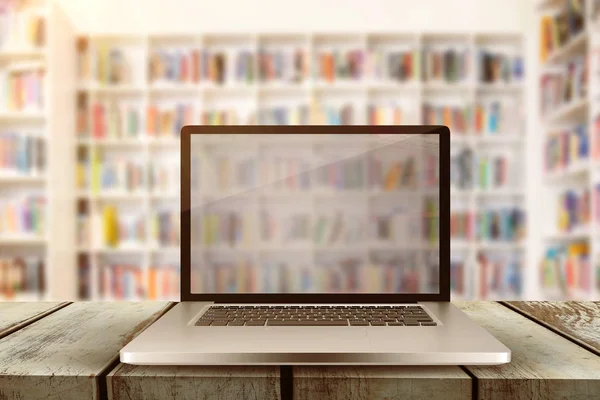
[293,366,472,400]
[505,301,600,355]
[108,364,280,400]
[0,301,170,400]
[0,302,68,338]
[456,301,600,400]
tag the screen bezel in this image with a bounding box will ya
[181,125,450,303]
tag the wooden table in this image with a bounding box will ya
[0,301,598,400]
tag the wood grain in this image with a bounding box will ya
[108,364,280,400]
[293,366,471,400]
[0,302,67,338]
[505,301,600,355]
[0,302,170,400]
[456,301,600,400]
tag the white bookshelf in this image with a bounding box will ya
[73,32,526,301]
[0,0,75,301]
[537,0,599,300]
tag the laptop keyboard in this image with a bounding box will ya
[195,305,437,326]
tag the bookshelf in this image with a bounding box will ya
[537,0,600,300]
[0,0,75,301]
[74,32,526,301]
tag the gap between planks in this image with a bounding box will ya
[498,301,600,358]
[0,301,72,341]
[99,301,177,400]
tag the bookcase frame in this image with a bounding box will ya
[0,0,75,301]
[537,0,599,300]
[74,31,527,301]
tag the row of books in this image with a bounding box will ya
[540,56,587,117]
[150,210,180,247]
[0,257,45,299]
[476,207,525,242]
[87,157,146,193]
[149,162,179,194]
[80,101,525,134]
[369,49,418,82]
[451,209,525,241]
[557,188,590,233]
[0,195,46,237]
[544,124,588,173]
[423,198,439,243]
[0,70,44,112]
[452,148,515,190]
[595,184,600,224]
[146,103,194,136]
[539,0,585,62]
[259,49,308,83]
[367,157,419,190]
[88,102,141,139]
[594,114,600,160]
[451,211,472,239]
[451,252,522,298]
[421,48,469,83]
[193,254,437,293]
[101,206,146,248]
[0,3,46,49]
[367,105,405,125]
[0,133,45,176]
[475,155,510,190]
[540,242,591,295]
[97,263,180,300]
[422,104,471,134]
[478,50,524,84]
[474,100,522,135]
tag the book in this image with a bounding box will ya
[0,132,45,176]
[545,124,588,173]
[541,241,590,296]
[557,187,590,233]
[0,194,46,237]
[0,256,44,299]
[422,47,469,83]
[539,1,585,62]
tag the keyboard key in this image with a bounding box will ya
[404,322,419,326]
[388,322,405,326]
[195,320,212,326]
[210,321,228,326]
[267,320,348,326]
[420,322,437,326]
[246,321,265,326]
[349,321,369,326]
[370,321,385,326]
[228,321,246,326]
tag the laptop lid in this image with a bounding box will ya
[180,125,449,303]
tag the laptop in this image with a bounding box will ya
[120,125,511,365]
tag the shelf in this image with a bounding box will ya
[0,235,46,245]
[78,84,146,94]
[544,160,589,183]
[476,82,523,93]
[543,30,587,65]
[0,174,46,184]
[0,111,45,121]
[543,98,588,124]
[0,292,44,302]
[473,189,525,198]
[0,48,45,60]
[544,227,591,242]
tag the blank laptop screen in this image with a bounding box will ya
[189,133,440,294]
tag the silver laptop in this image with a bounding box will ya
[120,125,511,365]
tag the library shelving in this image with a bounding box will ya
[0,0,75,301]
[537,0,600,300]
[73,32,526,301]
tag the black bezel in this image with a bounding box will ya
[180,125,450,303]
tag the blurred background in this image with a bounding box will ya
[0,0,595,302]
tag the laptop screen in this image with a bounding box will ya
[189,133,440,294]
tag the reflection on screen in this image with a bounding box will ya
[190,133,440,294]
